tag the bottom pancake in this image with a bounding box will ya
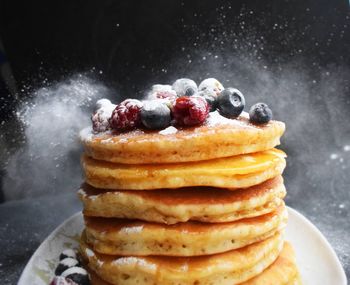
[240,242,301,284]
[84,242,300,285]
[84,205,287,256]
[80,231,283,285]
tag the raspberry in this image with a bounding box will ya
[91,109,111,132]
[91,99,115,132]
[172,96,209,126]
[109,99,143,131]
[155,91,176,100]
[147,84,176,101]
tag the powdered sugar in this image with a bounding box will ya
[79,127,113,142]
[120,225,144,234]
[146,84,176,100]
[198,78,224,94]
[159,126,178,135]
[88,195,98,201]
[96,98,113,109]
[112,257,157,271]
[85,248,95,258]
[206,110,252,127]
[79,127,94,142]
[172,78,198,96]
[118,138,128,143]
[77,188,87,197]
[100,137,113,144]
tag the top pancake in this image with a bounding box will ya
[80,111,285,164]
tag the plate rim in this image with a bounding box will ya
[18,207,347,285]
[17,211,82,285]
[286,207,347,284]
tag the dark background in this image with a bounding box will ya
[0,0,349,282]
[0,0,349,96]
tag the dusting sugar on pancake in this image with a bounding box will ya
[80,111,285,165]
[81,148,286,190]
[79,176,286,224]
[80,232,284,285]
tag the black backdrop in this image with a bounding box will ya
[0,0,349,96]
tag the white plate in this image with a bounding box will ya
[18,207,347,285]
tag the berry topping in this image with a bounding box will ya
[59,249,77,261]
[147,84,177,100]
[61,267,90,285]
[172,96,209,126]
[155,91,177,100]
[198,78,224,95]
[217,88,245,118]
[198,90,218,112]
[95,98,112,109]
[141,101,171,129]
[172,78,198,97]
[50,276,77,285]
[55,257,80,276]
[249,103,273,124]
[91,99,116,132]
[109,99,143,131]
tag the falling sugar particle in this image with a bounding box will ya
[330,153,338,160]
[344,145,350,152]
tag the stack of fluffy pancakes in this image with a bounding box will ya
[78,111,301,284]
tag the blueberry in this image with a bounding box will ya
[62,267,90,285]
[59,249,77,261]
[140,101,171,129]
[50,276,76,285]
[172,78,198,97]
[66,274,89,285]
[217,88,245,118]
[249,103,273,124]
[198,91,218,112]
[55,258,80,276]
[185,87,196,96]
[198,78,224,95]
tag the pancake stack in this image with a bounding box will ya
[78,110,301,284]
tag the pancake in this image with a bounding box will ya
[79,176,286,224]
[240,242,301,285]
[80,231,284,285]
[84,205,287,256]
[80,111,285,165]
[82,149,286,190]
[85,242,300,285]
